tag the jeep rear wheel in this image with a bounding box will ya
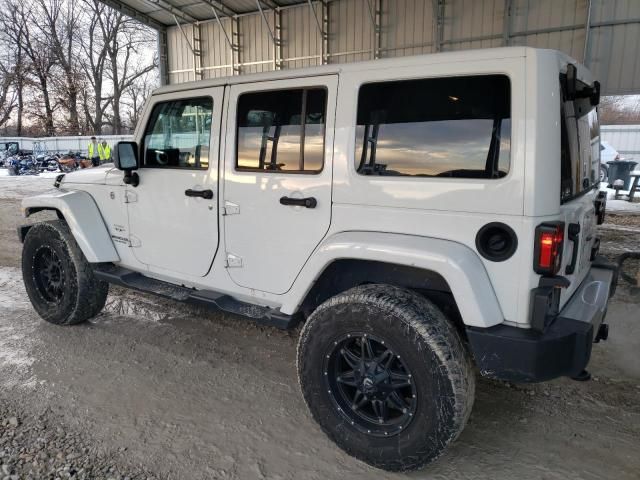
[297,284,475,471]
[22,220,109,325]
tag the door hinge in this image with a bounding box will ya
[124,191,138,203]
[222,201,240,216]
[225,253,243,268]
[129,235,142,248]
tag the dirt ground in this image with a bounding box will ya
[0,174,639,480]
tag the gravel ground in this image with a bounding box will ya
[0,172,639,480]
[0,403,159,480]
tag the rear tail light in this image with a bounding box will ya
[534,222,565,275]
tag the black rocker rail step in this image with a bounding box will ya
[93,264,297,329]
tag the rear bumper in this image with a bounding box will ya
[466,263,617,383]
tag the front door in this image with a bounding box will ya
[223,76,337,294]
[127,89,224,277]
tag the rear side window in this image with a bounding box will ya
[355,75,511,178]
[560,80,599,203]
[236,88,327,173]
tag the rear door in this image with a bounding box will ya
[558,83,600,305]
[222,76,337,294]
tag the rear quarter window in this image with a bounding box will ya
[355,75,511,179]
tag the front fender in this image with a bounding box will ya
[284,232,504,328]
[22,190,119,263]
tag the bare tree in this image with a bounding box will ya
[79,0,118,134]
[1,0,58,135]
[600,95,640,125]
[36,0,83,133]
[122,70,156,131]
[0,63,17,128]
[0,0,157,135]
[0,13,27,134]
[105,18,157,134]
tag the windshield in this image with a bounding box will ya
[560,79,599,202]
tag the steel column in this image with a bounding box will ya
[583,0,593,66]
[158,29,170,85]
[503,0,512,46]
[232,15,242,74]
[433,0,445,52]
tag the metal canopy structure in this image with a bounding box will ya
[99,0,640,95]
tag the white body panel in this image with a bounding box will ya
[22,190,119,263]
[125,87,224,278]
[281,231,503,328]
[22,47,602,330]
[222,76,338,294]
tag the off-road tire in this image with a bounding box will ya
[22,220,109,325]
[297,284,475,471]
[600,164,608,183]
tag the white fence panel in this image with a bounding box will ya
[0,135,133,155]
[601,125,640,159]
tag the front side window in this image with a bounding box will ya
[143,97,213,169]
[355,75,511,178]
[236,88,326,173]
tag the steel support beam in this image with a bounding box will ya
[308,0,328,64]
[147,0,198,23]
[275,7,283,69]
[98,0,166,31]
[503,0,512,46]
[366,0,382,59]
[433,0,445,52]
[192,21,203,79]
[158,29,170,85]
[256,1,275,41]
[583,0,593,66]
[322,1,329,64]
[232,15,242,74]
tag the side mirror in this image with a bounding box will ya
[113,141,140,187]
[113,141,139,170]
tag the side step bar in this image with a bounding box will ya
[93,265,298,330]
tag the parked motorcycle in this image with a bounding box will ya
[58,151,90,172]
[5,152,40,176]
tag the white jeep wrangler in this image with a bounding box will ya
[20,47,617,471]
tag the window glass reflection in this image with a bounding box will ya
[144,98,212,169]
[356,75,511,178]
[236,88,326,173]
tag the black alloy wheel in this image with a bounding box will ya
[31,246,65,303]
[324,332,417,437]
[22,220,109,325]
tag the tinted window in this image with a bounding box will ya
[236,88,326,173]
[560,78,599,202]
[143,98,212,169]
[355,75,511,178]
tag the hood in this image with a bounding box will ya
[61,165,116,185]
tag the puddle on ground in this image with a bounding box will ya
[103,293,196,323]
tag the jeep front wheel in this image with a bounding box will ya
[22,220,109,325]
[297,284,475,471]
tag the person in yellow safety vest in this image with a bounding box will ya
[99,140,111,163]
[88,136,100,167]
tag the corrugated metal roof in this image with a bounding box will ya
[101,0,640,95]
[106,0,311,26]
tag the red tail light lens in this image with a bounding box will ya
[534,222,565,275]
